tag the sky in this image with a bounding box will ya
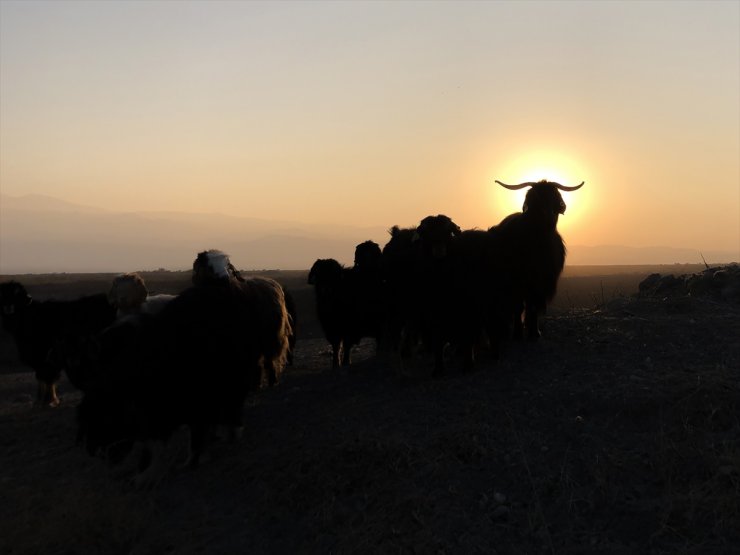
[1,0,739,259]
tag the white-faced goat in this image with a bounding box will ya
[192,249,243,286]
[492,179,585,339]
[192,250,293,386]
[75,280,265,486]
[74,249,294,485]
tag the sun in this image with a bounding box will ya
[488,150,589,230]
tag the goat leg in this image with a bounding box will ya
[524,307,541,340]
[265,360,277,387]
[331,341,341,368]
[35,380,60,408]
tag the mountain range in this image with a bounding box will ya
[0,194,736,273]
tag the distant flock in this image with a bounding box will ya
[0,179,583,486]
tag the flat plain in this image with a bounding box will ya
[1,263,739,554]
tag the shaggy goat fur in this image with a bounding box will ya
[192,250,292,386]
[239,276,293,386]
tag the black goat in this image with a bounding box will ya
[354,240,383,273]
[380,225,417,354]
[308,258,349,367]
[308,252,384,368]
[381,216,462,375]
[407,215,462,375]
[442,228,510,369]
[75,280,264,485]
[0,280,116,406]
[347,240,385,358]
[492,179,585,339]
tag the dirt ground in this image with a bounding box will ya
[1,266,738,554]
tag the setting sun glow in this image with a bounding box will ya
[489,149,591,231]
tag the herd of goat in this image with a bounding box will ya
[0,179,583,483]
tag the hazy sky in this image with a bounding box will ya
[1,0,739,255]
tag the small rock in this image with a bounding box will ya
[493,492,507,504]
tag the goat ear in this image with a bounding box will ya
[411,231,421,243]
[522,200,529,213]
[228,263,245,282]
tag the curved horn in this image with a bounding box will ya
[495,180,535,190]
[553,181,585,192]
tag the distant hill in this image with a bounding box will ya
[1,194,736,273]
[0,194,388,273]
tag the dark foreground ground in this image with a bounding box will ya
[1,265,739,554]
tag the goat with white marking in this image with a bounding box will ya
[108,272,176,319]
[192,250,293,386]
[75,281,264,484]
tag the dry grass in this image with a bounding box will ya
[1,272,739,554]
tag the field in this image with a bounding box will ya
[1,264,739,554]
